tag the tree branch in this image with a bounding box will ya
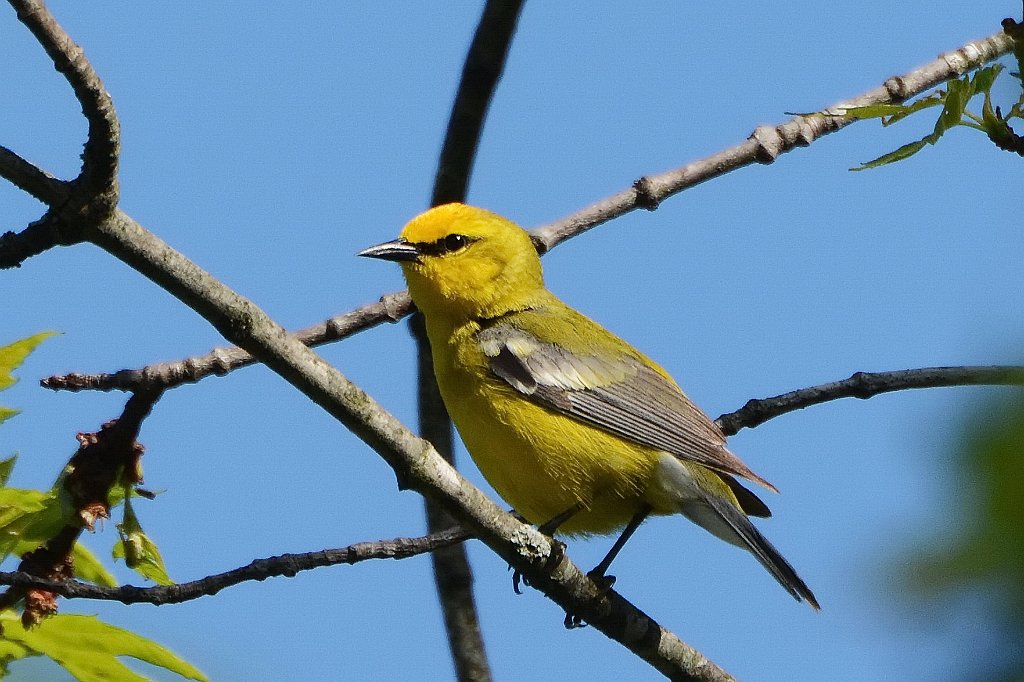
[0,527,471,606]
[9,0,118,199]
[430,0,524,207]
[0,390,159,626]
[41,291,413,393]
[0,146,68,203]
[529,29,1016,252]
[421,2,525,680]
[716,366,1024,436]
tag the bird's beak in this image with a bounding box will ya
[357,238,421,263]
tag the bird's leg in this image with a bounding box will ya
[563,505,651,629]
[588,504,651,589]
[511,503,584,594]
[538,503,584,536]
[563,505,651,630]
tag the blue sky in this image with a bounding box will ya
[2,2,1021,680]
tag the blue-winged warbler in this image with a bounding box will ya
[360,203,818,609]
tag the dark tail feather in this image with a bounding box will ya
[703,495,820,610]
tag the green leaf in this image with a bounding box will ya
[0,611,207,682]
[0,487,118,585]
[0,636,34,672]
[0,332,56,392]
[0,407,19,426]
[0,488,65,562]
[841,94,944,126]
[882,95,945,126]
[971,63,1004,94]
[840,103,914,119]
[0,455,16,487]
[113,497,173,585]
[850,138,928,170]
[932,78,971,138]
[71,543,118,588]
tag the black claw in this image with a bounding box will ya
[563,612,588,629]
[512,568,524,595]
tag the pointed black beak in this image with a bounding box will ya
[357,238,421,263]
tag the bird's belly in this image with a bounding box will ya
[442,373,656,536]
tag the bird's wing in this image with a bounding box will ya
[477,320,777,492]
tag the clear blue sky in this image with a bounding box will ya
[3,2,1021,680]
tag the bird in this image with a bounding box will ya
[359,203,818,610]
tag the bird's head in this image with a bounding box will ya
[359,203,545,321]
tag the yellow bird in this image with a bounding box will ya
[360,203,818,609]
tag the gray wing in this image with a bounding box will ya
[477,322,777,493]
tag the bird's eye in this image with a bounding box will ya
[442,234,469,253]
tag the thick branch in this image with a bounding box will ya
[716,366,1024,436]
[0,527,471,605]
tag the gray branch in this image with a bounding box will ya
[716,366,1024,436]
[0,527,471,605]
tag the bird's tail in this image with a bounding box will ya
[683,494,820,610]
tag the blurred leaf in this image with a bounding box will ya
[901,392,1024,681]
[72,543,118,588]
[0,611,207,681]
[0,332,56,392]
[0,488,63,562]
[0,636,33,673]
[0,456,16,487]
[909,394,1024,593]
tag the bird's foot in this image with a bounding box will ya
[509,538,567,595]
[563,611,587,629]
[586,568,616,596]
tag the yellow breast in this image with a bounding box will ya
[432,322,659,536]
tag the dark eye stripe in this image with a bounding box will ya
[415,234,476,257]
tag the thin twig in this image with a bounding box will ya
[41,292,413,393]
[0,146,68,203]
[715,366,1024,436]
[0,527,472,606]
[530,30,1015,251]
